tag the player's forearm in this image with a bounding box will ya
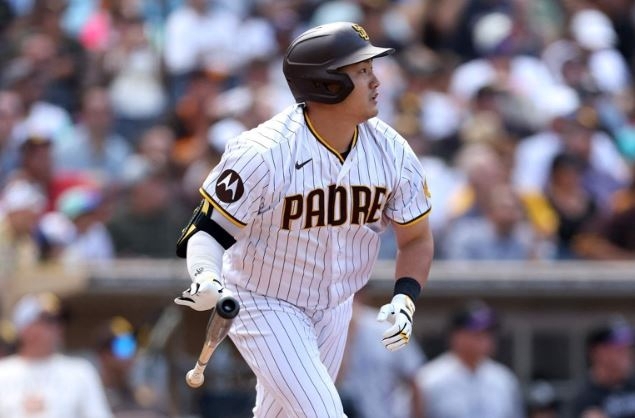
[186,231,225,282]
[394,231,434,288]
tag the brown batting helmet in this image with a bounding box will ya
[283,22,394,104]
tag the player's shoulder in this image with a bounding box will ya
[361,117,409,148]
[360,117,418,163]
[230,105,305,155]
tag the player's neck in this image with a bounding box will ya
[305,106,357,153]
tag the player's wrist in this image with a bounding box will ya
[393,277,421,303]
[193,271,221,286]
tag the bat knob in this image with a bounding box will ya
[186,369,204,388]
[216,294,240,319]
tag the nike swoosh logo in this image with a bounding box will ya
[295,159,312,169]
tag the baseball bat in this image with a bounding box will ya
[185,294,240,388]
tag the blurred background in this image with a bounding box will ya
[0,0,634,417]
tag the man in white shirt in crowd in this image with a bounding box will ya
[415,299,524,418]
[0,292,112,418]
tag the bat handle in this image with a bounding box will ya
[185,360,207,388]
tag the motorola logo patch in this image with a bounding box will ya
[216,169,244,203]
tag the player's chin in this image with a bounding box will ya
[358,108,378,122]
[367,103,379,118]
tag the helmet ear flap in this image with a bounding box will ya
[287,72,354,104]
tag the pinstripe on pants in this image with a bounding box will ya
[228,284,352,418]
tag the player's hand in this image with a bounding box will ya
[174,272,227,311]
[377,294,415,352]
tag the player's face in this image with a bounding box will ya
[338,60,381,122]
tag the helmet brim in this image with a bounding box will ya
[329,45,395,70]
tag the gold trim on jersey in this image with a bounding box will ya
[304,111,358,164]
[199,187,247,227]
[393,207,432,226]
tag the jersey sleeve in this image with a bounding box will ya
[385,146,432,225]
[199,137,270,228]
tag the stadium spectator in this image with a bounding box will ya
[415,299,525,418]
[0,180,45,278]
[0,319,16,358]
[441,182,548,260]
[135,125,177,176]
[53,86,132,185]
[7,133,55,205]
[0,90,24,187]
[106,156,186,258]
[513,101,630,210]
[543,152,602,259]
[102,14,167,144]
[449,10,558,122]
[568,8,632,97]
[0,291,112,417]
[445,142,507,222]
[8,132,98,213]
[93,316,169,417]
[170,70,221,170]
[22,0,87,114]
[162,0,240,104]
[54,185,114,262]
[34,210,76,262]
[2,58,72,142]
[572,161,635,260]
[571,315,635,418]
[397,45,463,159]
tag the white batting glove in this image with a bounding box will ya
[377,294,415,352]
[174,272,227,311]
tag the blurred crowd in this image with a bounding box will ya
[0,0,634,281]
[0,0,635,417]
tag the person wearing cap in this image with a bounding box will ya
[53,185,114,263]
[414,300,524,418]
[93,316,169,417]
[0,292,112,417]
[571,316,635,418]
[0,180,46,280]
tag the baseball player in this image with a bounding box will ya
[174,22,434,418]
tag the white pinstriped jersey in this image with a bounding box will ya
[200,104,431,310]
